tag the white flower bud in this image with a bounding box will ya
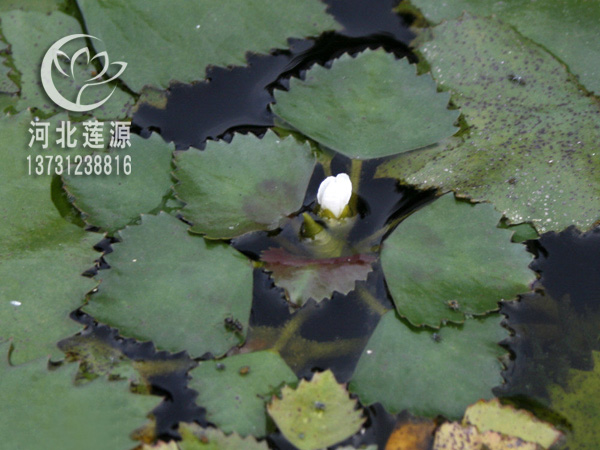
[316,173,352,219]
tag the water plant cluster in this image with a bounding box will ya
[0,0,599,449]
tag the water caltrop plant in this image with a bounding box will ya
[0,0,598,449]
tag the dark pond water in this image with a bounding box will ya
[68,0,600,446]
[499,228,600,401]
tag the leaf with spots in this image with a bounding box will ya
[0,10,133,117]
[273,49,459,159]
[377,14,600,233]
[548,350,600,449]
[268,370,364,450]
[189,350,297,438]
[83,212,253,357]
[63,133,175,234]
[381,194,534,327]
[177,423,269,450]
[349,312,508,419]
[77,0,340,92]
[432,423,541,450]
[175,131,315,239]
[0,112,100,364]
[0,344,161,450]
[402,0,600,94]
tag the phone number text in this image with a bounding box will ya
[27,154,131,176]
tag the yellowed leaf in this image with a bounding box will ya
[141,441,179,450]
[464,399,562,448]
[434,423,542,450]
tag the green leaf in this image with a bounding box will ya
[378,14,600,233]
[273,49,459,159]
[381,194,534,327]
[0,0,63,13]
[0,92,17,113]
[548,350,600,449]
[76,0,340,92]
[506,223,539,244]
[64,133,175,233]
[268,370,364,450]
[463,399,562,448]
[190,350,297,438]
[349,312,508,419]
[0,112,99,364]
[175,131,315,239]
[0,344,160,450]
[405,0,600,94]
[0,58,17,94]
[83,212,253,357]
[178,423,269,450]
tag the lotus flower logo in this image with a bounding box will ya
[40,34,127,112]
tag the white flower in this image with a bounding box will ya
[317,173,352,219]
